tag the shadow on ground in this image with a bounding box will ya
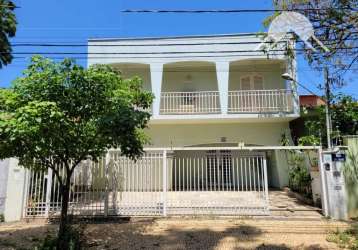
[0,218,333,250]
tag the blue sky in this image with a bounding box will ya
[0,0,356,97]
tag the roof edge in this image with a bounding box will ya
[88,32,266,42]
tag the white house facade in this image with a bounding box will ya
[5,33,320,221]
[88,33,299,150]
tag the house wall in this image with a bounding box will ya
[162,66,218,92]
[111,65,152,91]
[145,122,290,147]
[88,34,299,119]
[343,136,358,218]
[113,62,287,93]
[145,122,291,188]
[229,63,286,90]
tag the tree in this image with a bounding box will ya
[265,0,357,86]
[292,93,358,146]
[0,0,17,68]
[0,56,153,249]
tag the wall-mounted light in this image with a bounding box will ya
[184,74,193,84]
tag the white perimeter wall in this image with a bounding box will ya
[0,159,9,215]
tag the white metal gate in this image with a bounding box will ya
[24,148,269,217]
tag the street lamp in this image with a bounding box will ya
[281,73,294,81]
[281,73,332,149]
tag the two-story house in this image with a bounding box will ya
[84,33,299,215]
[15,33,301,220]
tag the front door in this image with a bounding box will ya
[206,150,233,190]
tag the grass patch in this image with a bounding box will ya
[327,224,358,249]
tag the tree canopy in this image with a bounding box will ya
[0,0,17,68]
[0,56,153,248]
[293,94,358,146]
[265,0,357,87]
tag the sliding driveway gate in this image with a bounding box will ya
[24,148,269,218]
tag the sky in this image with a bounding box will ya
[0,0,357,97]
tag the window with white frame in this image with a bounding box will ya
[240,74,264,90]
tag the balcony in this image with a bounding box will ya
[159,89,294,115]
[228,89,294,113]
[160,91,220,114]
[107,60,298,120]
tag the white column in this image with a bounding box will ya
[216,61,230,114]
[150,63,164,117]
[3,158,26,222]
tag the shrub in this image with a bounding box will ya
[286,151,313,198]
[327,224,358,249]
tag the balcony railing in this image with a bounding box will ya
[228,89,293,113]
[160,91,220,114]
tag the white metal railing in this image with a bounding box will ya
[24,149,269,217]
[160,91,220,114]
[228,89,294,113]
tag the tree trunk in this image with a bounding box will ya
[57,177,71,249]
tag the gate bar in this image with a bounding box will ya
[162,150,167,216]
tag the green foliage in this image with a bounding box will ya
[0,56,153,171]
[0,56,153,248]
[327,224,358,249]
[331,94,358,136]
[0,0,17,68]
[265,0,358,86]
[343,142,358,184]
[288,154,312,198]
[0,213,4,222]
[298,93,358,147]
[298,135,320,146]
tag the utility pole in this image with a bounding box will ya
[324,67,332,149]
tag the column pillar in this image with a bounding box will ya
[215,61,230,114]
[150,63,164,117]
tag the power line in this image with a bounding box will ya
[4,63,358,72]
[11,53,287,60]
[121,8,355,13]
[12,41,283,47]
[4,46,357,56]
[10,38,358,47]
[4,48,292,55]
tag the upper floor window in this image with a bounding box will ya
[240,74,264,90]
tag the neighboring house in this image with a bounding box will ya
[300,95,325,108]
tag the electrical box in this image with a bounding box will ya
[322,151,348,220]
